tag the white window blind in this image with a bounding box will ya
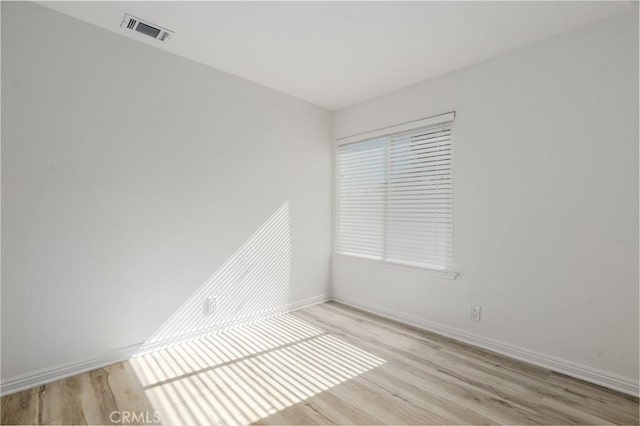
[336,115,454,271]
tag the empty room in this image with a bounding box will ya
[1,1,638,425]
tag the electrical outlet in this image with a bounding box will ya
[470,305,481,321]
[204,296,217,316]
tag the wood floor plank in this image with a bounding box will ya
[299,388,382,425]
[252,399,334,425]
[0,386,39,425]
[37,382,63,425]
[77,372,110,425]
[2,302,638,425]
[105,362,157,418]
[59,376,87,425]
[326,375,449,425]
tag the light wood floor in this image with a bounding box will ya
[2,302,638,425]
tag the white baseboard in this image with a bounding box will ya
[332,295,639,397]
[0,294,330,397]
[0,342,144,399]
[3,293,637,399]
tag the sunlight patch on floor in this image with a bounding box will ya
[130,314,386,425]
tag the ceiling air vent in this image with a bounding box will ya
[120,14,173,42]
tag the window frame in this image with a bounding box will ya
[333,112,459,279]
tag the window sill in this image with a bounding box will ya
[332,253,460,280]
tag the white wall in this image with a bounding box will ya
[1,2,332,380]
[333,11,639,385]
[2,1,638,394]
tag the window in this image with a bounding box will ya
[335,113,454,272]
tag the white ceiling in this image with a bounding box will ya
[39,1,634,110]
